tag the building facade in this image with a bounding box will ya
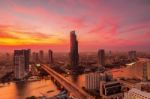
[100,81,123,99]
[143,61,150,81]
[128,51,136,60]
[98,49,105,67]
[147,61,150,81]
[85,72,113,91]
[70,31,79,68]
[14,49,30,79]
[85,72,106,90]
[126,60,150,81]
[124,88,150,99]
[39,50,44,63]
[48,49,53,64]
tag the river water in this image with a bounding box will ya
[0,79,59,99]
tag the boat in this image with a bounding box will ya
[47,90,55,93]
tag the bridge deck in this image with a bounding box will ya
[41,64,95,99]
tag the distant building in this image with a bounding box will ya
[6,53,11,61]
[85,72,106,90]
[70,31,79,69]
[48,49,53,64]
[35,52,39,63]
[14,49,30,79]
[32,52,39,63]
[32,52,36,62]
[124,88,150,99]
[143,61,150,81]
[147,62,150,81]
[100,81,123,99]
[98,49,105,67]
[24,49,30,71]
[39,50,44,63]
[128,51,136,60]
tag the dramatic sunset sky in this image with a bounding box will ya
[0,0,150,52]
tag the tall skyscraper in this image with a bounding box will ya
[48,49,53,64]
[70,30,79,68]
[39,50,44,63]
[14,49,30,79]
[98,49,105,66]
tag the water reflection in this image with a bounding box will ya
[68,75,85,88]
[70,75,78,83]
[0,80,59,99]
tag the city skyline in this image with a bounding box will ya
[0,0,150,52]
[0,1,150,99]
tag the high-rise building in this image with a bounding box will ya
[85,72,106,90]
[35,52,39,63]
[85,72,113,91]
[48,49,53,64]
[143,62,147,81]
[39,50,44,63]
[32,52,36,62]
[143,61,150,81]
[128,50,136,60]
[24,49,30,71]
[32,52,40,63]
[147,61,150,81]
[124,88,150,99]
[32,52,36,63]
[6,53,10,61]
[98,49,105,66]
[14,49,30,79]
[70,31,79,68]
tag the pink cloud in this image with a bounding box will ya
[0,25,54,39]
[119,22,150,34]
[0,0,149,51]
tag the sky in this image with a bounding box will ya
[0,0,150,52]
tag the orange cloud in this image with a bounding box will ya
[0,25,65,46]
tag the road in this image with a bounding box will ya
[41,64,95,99]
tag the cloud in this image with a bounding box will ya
[87,19,118,37]
[0,25,62,46]
[0,0,150,51]
[119,22,150,34]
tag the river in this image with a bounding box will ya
[0,79,59,99]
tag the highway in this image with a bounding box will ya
[41,64,95,99]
